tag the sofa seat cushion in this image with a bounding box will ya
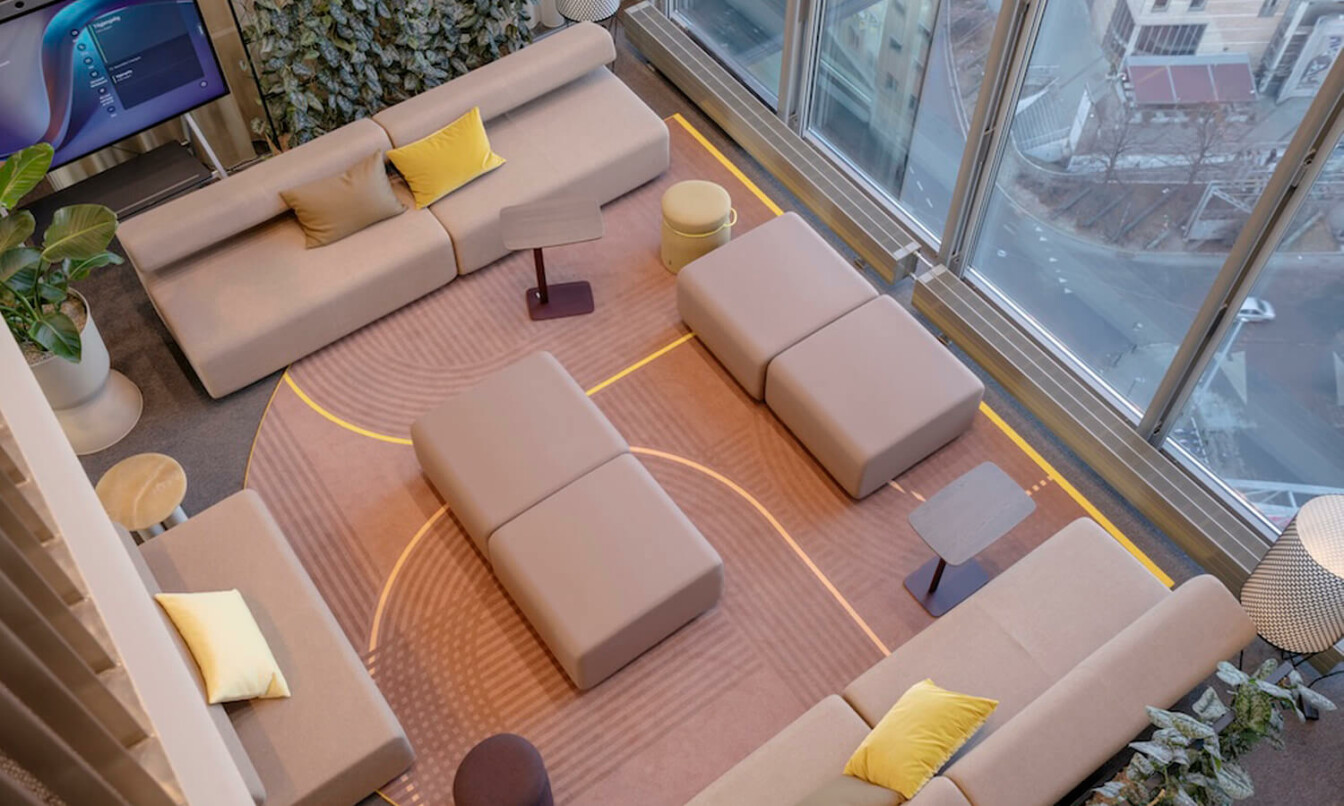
[687,695,874,806]
[676,212,877,400]
[139,491,413,806]
[765,296,984,498]
[794,775,903,806]
[426,67,669,274]
[117,527,267,805]
[843,520,1169,748]
[410,351,628,552]
[489,454,723,689]
[138,185,456,398]
[945,576,1255,806]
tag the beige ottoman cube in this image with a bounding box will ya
[490,454,724,689]
[677,212,876,399]
[410,351,627,553]
[661,180,734,273]
[765,297,985,498]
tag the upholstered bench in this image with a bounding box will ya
[766,297,984,498]
[676,212,876,399]
[677,214,982,498]
[412,351,723,689]
[491,454,723,689]
[410,351,627,553]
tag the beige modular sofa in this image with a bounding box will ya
[411,351,724,690]
[116,24,669,398]
[688,519,1256,806]
[123,491,413,806]
[677,213,984,498]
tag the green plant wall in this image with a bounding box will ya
[241,0,533,148]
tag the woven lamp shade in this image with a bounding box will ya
[1240,495,1344,655]
[555,0,620,21]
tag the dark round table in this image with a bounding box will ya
[453,734,553,806]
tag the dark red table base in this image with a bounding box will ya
[527,281,594,320]
[526,246,595,321]
[904,556,990,617]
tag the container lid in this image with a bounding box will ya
[662,180,732,233]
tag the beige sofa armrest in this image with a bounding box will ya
[372,22,617,147]
[944,575,1255,806]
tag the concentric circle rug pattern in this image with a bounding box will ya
[246,117,1139,805]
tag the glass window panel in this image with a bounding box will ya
[805,0,989,236]
[672,0,787,104]
[965,0,1340,415]
[1166,141,1344,529]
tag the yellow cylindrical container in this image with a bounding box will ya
[661,180,735,274]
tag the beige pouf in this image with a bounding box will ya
[661,180,735,273]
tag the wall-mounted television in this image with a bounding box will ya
[0,0,228,168]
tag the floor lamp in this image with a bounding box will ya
[1240,494,1344,716]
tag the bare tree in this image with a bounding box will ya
[1183,103,1233,185]
[1092,98,1143,183]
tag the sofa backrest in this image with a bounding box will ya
[118,119,392,275]
[943,575,1255,806]
[372,22,617,147]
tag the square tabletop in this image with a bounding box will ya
[500,196,604,251]
[907,462,1036,565]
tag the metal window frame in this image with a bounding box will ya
[938,0,1046,273]
[1139,54,1344,445]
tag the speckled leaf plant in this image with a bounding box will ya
[238,0,533,148]
[1090,659,1335,806]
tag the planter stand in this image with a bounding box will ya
[29,293,142,456]
[52,371,143,456]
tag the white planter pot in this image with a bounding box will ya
[539,0,563,28]
[28,292,142,455]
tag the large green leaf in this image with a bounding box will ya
[41,204,118,263]
[65,251,122,282]
[0,210,35,251]
[0,247,40,282]
[28,312,81,362]
[0,144,53,210]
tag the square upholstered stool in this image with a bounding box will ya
[765,296,985,498]
[410,351,627,553]
[489,454,724,689]
[676,212,876,399]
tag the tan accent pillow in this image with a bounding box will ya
[280,152,405,247]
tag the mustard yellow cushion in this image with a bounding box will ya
[155,591,291,704]
[844,679,997,798]
[279,151,405,247]
[386,106,505,208]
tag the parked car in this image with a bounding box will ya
[1238,297,1276,323]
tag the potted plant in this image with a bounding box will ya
[1,143,142,454]
[1090,659,1336,805]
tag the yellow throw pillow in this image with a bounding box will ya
[844,679,997,799]
[387,107,505,208]
[155,591,291,704]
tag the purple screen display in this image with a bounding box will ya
[0,0,227,167]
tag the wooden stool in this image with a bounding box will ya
[95,453,187,542]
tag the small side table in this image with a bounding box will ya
[501,197,604,321]
[95,453,188,542]
[904,462,1035,616]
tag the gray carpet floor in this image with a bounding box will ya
[68,25,1338,805]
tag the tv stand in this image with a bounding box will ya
[26,139,213,228]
